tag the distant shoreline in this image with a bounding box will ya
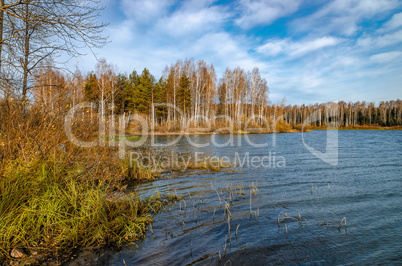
[127,130,301,136]
[126,126,402,136]
[309,125,402,131]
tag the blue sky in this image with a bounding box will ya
[74,0,402,105]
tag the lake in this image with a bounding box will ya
[108,130,402,265]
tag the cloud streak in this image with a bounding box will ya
[235,0,301,29]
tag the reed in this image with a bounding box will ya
[338,217,347,232]
[277,212,303,229]
[310,184,318,194]
[0,156,180,263]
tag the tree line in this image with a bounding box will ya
[277,100,402,127]
[71,58,270,128]
[21,59,402,130]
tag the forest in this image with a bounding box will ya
[12,58,402,133]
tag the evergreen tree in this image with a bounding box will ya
[177,73,191,116]
[114,73,127,114]
[123,70,139,113]
[154,77,167,120]
[84,72,98,102]
[136,68,155,114]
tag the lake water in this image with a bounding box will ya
[108,130,402,265]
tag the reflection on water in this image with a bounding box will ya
[109,131,402,265]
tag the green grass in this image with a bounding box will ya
[0,157,179,263]
[113,135,143,141]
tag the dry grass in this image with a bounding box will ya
[0,101,179,264]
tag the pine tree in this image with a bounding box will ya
[114,73,127,114]
[136,68,155,114]
[177,73,191,117]
[84,72,98,102]
[123,70,139,113]
[154,77,167,121]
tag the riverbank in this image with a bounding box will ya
[0,145,237,265]
[127,126,303,136]
[126,124,402,135]
[0,151,182,265]
[129,130,301,136]
[309,125,402,130]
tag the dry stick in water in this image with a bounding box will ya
[235,224,240,239]
[310,184,318,194]
[249,189,252,218]
[338,217,347,231]
[216,188,223,204]
[227,216,231,243]
[211,182,222,204]
[224,260,232,266]
[285,223,288,238]
[182,199,187,212]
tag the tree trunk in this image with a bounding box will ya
[22,3,30,104]
[0,0,4,76]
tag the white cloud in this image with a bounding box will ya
[120,0,174,23]
[382,12,402,31]
[256,40,287,56]
[191,32,269,72]
[256,36,340,57]
[291,0,399,36]
[155,5,230,37]
[357,30,402,49]
[290,37,340,56]
[180,0,219,11]
[370,51,402,63]
[235,0,301,29]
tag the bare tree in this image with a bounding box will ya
[1,0,107,102]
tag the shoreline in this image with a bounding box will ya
[309,126,402,131]
[126,127,402,136]
[128,130,302,136]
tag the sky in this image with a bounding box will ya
[72,0,402,105]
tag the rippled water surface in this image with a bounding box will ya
[109,130,402,265]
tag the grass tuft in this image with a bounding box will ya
[0,156,179,263]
